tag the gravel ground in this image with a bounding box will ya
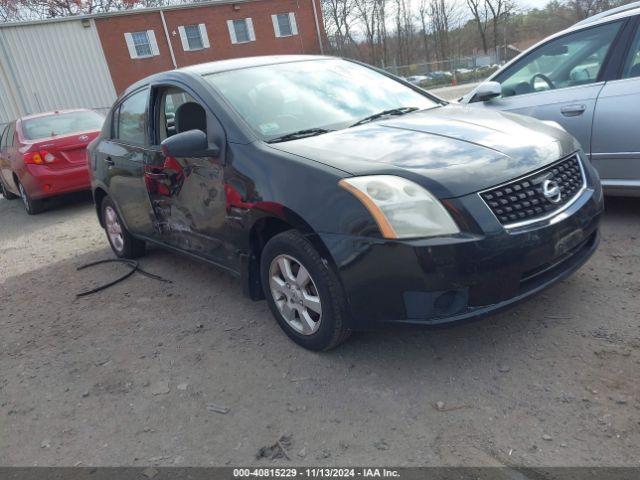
[0,192,639,467]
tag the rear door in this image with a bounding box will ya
[472,20,624,152]
[94,88,157,237]
[591,16,640,189]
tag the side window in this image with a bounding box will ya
[115,89,149,145]
[157,88,205,142]
[622,26,640,78]
[495,21,622,98]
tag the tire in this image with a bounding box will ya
[101,196,146,259]
[18,181,44,214]
[0,177,19,200]
[260,230,351,351]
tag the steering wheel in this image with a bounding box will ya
[530,73,555,91]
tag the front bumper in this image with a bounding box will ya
[320,165,604,330]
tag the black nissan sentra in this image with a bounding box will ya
[89,55,603,350]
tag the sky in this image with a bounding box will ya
[518,0,555,10]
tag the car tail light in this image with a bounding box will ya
[24,150,59,165]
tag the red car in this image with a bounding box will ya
[0,109,104,214]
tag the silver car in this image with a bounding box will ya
[460,2,640,196]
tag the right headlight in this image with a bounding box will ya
[339,175,460,239]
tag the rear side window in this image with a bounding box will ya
[22,111,104,140]
[115,89,149,145]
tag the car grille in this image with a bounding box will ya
[480,154,585,227]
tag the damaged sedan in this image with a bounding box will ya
[89,56,603,350]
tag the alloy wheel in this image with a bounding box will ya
[268,254,322,335]
[104,205,125,253]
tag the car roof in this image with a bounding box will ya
[562,5,640,34]
[573,1,640,27]
[181,54,330,76]
[122,55,333,97]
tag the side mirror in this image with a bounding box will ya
[161,129,220,158]
[473,81,502,102]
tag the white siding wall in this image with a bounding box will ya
[0,19,117,126]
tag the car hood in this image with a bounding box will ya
[269,105,580,198]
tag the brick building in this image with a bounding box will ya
[95,0,325,93]
[0,0,325,125]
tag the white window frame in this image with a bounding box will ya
[124,30,160,59]
[272,12,298,38]
[178,24,210,51]
[227,18,256,44]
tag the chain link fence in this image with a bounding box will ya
[384,48,519,88]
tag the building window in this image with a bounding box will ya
[132,32,152,56]
[179,24,210,51]
[124,31,160,59]
[227,18,256,44]
[272,13,298,38]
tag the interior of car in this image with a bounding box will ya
[496,21,622,98]
[158,89,207,141]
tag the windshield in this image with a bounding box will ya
[204,59,439,141]
[22,110,104,140]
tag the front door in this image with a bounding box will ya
[144,86,228,264]
[95,87,157,237]
[473,20,624,154]
[591,18,640,188]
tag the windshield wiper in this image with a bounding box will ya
[350,107,420,128]
[267,128,333,144]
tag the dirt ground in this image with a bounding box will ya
[0,192,638,467]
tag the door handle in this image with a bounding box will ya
[104,156,115,167]
[560,104,586,117]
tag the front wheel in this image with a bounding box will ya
[101,196,146,259]
[260,230,351,351]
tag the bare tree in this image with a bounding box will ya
[354,0,379,64]
[466,0,490,53]
[393,0,414,65]
[375,0,390,66]
[0,0,20,21]
[486,0,516,52]
[418,0,432,61]
[565,0,614,19]
[322,0,358,55]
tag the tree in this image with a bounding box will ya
[322,0,358,56]
[486,0,516,52]
[466,0,490,54]
[354,0,380,64]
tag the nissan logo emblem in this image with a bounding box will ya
[542,179,562,204]
[79,135,89,141]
